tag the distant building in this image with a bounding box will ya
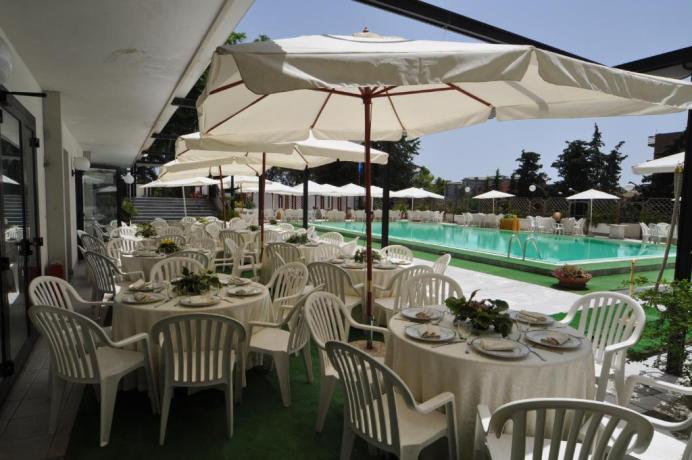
[444,175,511,201]
[648,131,684,158]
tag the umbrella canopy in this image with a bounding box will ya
[566,189,620,201]
[142,177,219,188]
[97,185,117,193]
[158,160,263,182]
[221,175,262,190]
[337,183,366,197]
[473,190,515,200]
[1,175,19,185]
[632,152,684,175]
[242,181,302,196]
[290,181,341,196]
[392,187,444,199]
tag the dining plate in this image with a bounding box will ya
[304,242,320,247]
[343,262,364,269]
[404,324,456,343]
[329,258,345,265]
[524,330,582,349]
[179,296,220,307]
[226,286,263,297]
[391,259,411,266]
[375,263,397,270]
[470,338,530,359]
[121,292,166,305]
[400,307,444,322]
[509,310,554,326]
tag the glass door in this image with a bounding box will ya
[0,102,40,400]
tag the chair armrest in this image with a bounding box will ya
[119,270,145,281]
[372,283,390,292]
[110,332,149,348]
[78,300,114,306]
[476,404,493,434]
[415,391,455,414]
[353,323,389,337]
[604,337,638,355]
[351,282,365,291]
[626,374,692,396]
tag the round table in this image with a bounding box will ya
[120,253,165,280]
[342,262,410,323]
[385,312,595,459]
[112,280,273,390]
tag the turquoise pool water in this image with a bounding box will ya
[316,221,671,265]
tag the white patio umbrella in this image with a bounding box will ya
[566,189,620,227]
[142,176,219,216]
[1,175,19,185]
[196,31,692,342]
[97,185,117,193]
[472,190,515,213]
[632,152,684,175]
[392,186,444,209]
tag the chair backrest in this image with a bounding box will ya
[305,291,350,350]
[106,237,138,260]
[564,292,645,365]
[170,251,210,270]
[265,243,302,265]
[194,237,218,254]
[205,222,221,240]
[326,341,419,454]
[264,229,284,243]
[158,226,183,237]
[380,245,413,263]
[340,237,359,257]
[432,253,451,274]
[159,234,187,248]
[219,230,246,251]
[29,276,77,310]
[278,223,294,232]
[488,398,653,460]
[150,257,206,283]
[315,243,343,262]
[406,273,463,308]
[151,313,246,386]
[268,261,309,303]
[28,305,109,383]
[388,265,434,313]
[307,262,355,303]
[113,226,137,238]
[228,217,246,230]
[180,216,196,224]
[639,222,650,238]
[319,232,343,246]
[83,251,120,297]
[80,233,107,256]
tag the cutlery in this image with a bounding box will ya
[430,339,466,348]
[525,345,547,361]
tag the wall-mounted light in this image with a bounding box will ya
[529,184,537,192]
[71,156,91,176]
[121,168,135,185]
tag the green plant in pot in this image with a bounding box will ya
[121,198,138,223]
[445,290,513,337]
[353,248,381,264]
[136,223,157,238]
[552,264,592,289]
[158,238,179,255]
[171,268,221,296]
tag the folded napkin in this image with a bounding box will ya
[517,310,548,323]
[186,295,212,306]
[540,332,570,346]
[129,279,146,290]
[419,324,440,339]
[415,309,433,319]
[479,338,516,352]
[133,292,152,302]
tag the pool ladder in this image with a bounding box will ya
[507,234,542,261]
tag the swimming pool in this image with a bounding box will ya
[315,221,672,265]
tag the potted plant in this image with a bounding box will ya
[353,248,381,264]
[136,223,157,238]
[121,198,138,224]
[445,290,513,337]
[552,264,592,289]
[286,233,308,245]
[171,267,221,296]
[500,213,520,231]
[158,238,180,255]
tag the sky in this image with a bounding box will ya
[235,0,691,186]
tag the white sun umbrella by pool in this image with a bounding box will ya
[472,190,515,213]
[97,185,117,193]
[197,31,692,345]
[566,189,620,227]
[632,152,684,175]
[1,175,19,185]
[392,186,444,209]
[142,176,219,216]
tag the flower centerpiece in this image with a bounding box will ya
[135,223,157,238]
[249,224,259,232]
[269,218,278,225]
[196,216,209,225]
[445,290,513,337]
[552,264,592,289]
[286,233,308,245]
[158,238,179,255]
[171,268,221,296]
[353,248,381,264]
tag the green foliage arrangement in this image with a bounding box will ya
[121,198,139,221]
[269,219,278,225]
[353,248,381,264]
[158,238,179,255]
[136,223,157,238]
[171,267,221,296]
[196,217,209,225]
[286,233,308,245]
[445,290,513,337]
[553,265,591,279]
[249,225,259,232]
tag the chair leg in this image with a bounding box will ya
[315,376,337,432]
[302,344,313,384]
[340,427,356,460]
[273,352,291,407]
[49,371,65,434]
[224,380,234,439]
[143,361,160,414]
[99,377,120,447]
[159,384,173,446]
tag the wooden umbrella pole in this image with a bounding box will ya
[362,89,374,349]
[259,153,266,260]
[218,166,227,223]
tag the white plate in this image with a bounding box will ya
[329,258,345,265]
[470,338,529,359]
[509,310,554,326]
[391,259,411,266]
[179,296,220,307]
[400,307,444,322]
[404,324,456,343]
[525,330,582,349]
[226,286,263,297]
[121,292,166,304]
[375,264,397,270]
[343,263,364,269]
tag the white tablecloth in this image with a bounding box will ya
[112,281,273,390]
[120,254,165,281]
[343,264,409,323]
[385,313,595,459]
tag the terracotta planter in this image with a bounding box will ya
[500,218,520,231]
[553,274,592,289]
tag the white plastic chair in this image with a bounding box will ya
[180,216,196,224]
[619,375,692,460]
[307,262,363,315]
[106,237,138,261]
[80,233,108,256]
[475,397,653,460]
[406,273,463,308]
[159,234,186,248]
[83,251,143,307]
[432,253,452,274]
[327,341,458,460]
[639,222,652,243]
[151,313,246,445]
[560,292,646,402]
[158,226,183,237]
[320,231,344,246]
[29,305,158,446]
[262,242,303,282]
[228,217,247,230]
[278,223,294,232]
[247,293,313,407]
[304,292,388,432]
[315,243,343,262]
[380,244,414,263]
[111,226,137,238]
[205,222,222,240]
[264,261,309,321]
[340,237,359,257]
[374,265,433,322]
[169,250,211,271]
[149,257,205,283]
